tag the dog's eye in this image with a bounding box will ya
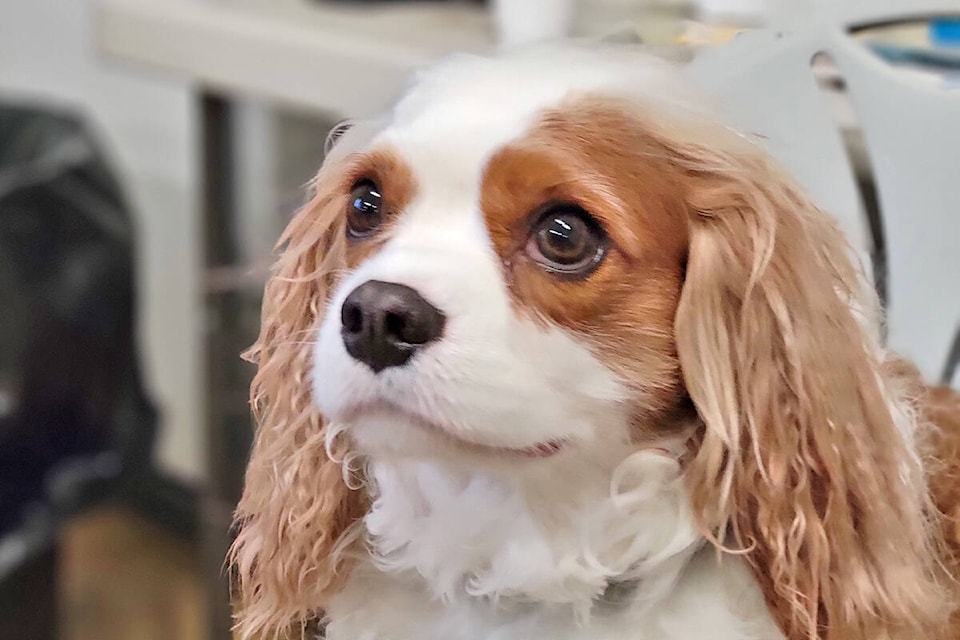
[525,205,607,277]
[347,180,384,239]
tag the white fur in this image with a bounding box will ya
[324,462,782,640]
[311,44,784,640]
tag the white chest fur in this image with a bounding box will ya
[322,455,783,640]
[325,549,781,640]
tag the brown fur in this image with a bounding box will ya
[229,148,417,640]
[480,109,691,429]
[230,94,960,640]
[922,381,960,638]
[661,121,958,639]
[882,357,960,637]
[928,384,960,552]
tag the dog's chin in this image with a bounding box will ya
[339,402,567,464]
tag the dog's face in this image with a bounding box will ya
[313,53,697,466]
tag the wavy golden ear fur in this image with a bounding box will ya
[229,163,364,640]
[670,131,955,639]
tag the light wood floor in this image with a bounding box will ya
[60,507,207,640]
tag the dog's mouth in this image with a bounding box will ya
[342,400,566,459]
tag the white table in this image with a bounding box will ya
[95,0,499,116]
[95,0,695,115]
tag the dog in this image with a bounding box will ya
[229,44,960,640]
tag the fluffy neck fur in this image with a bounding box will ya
[354,438,702,620]
[323,429,785,640]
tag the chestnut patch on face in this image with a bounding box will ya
[480,99,692,428]
[337,148,418,268]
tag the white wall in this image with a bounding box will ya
[0,0,204,483]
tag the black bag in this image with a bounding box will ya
[0,103,158,537]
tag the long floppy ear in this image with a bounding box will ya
[671,138,952,639]
[229,159,366,639]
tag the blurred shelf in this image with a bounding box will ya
[95,0,494,117]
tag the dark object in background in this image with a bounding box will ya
[0,102,160,638]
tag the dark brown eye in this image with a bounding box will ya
[347,180,383,239]
[525,205,607,277]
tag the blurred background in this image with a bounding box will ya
[0,0,957,639]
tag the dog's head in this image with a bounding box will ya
[231,46,950,640]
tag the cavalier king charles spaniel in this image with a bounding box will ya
[229,44,960,640]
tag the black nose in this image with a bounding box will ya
[340,280,446,373]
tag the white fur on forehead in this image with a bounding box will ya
[322,116,386,165]
[391,44,711,133]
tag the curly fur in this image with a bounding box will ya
[664,129,956,639]
[230,161,365,640]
